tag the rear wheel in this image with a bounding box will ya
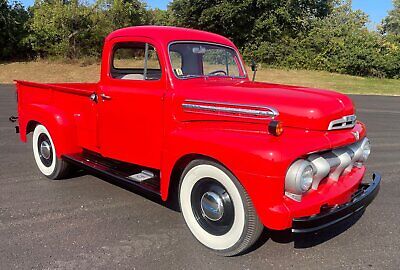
[32,124,70,179]
[179,160,263,256]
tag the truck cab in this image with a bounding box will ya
[15,26,381,256]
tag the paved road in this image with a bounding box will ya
[1,84,399,269]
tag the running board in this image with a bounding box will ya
[62,151,160,196]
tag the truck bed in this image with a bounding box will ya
[15,80,99,153]
[15,80,98,97]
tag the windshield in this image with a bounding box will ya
[169,42,246,79]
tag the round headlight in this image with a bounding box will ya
[285,160,314,195]
[361,140,371,162]
[300,165,314,192]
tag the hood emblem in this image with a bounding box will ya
[352,131,360,141]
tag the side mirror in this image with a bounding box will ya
[251,59,257,72]
[250,59,257,81]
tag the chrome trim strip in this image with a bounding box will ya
[182,100,279,118]
[328,115,357,130]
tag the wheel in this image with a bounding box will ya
[32,124,70,179]
[179,159,263,256]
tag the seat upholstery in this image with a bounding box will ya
[119,74,145,80]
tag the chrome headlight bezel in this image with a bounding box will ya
[285,159,314,196]
[361,139,371,162]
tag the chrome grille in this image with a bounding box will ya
[307,137,369,190]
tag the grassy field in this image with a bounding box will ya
[1,60,399,95]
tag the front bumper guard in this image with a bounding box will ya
[292,172,381,233]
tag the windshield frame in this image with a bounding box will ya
[168,41,247,80]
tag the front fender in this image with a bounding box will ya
[160,124,339,228]
[161,125,286,221]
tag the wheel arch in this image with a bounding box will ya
[26,120,40,135]
[164,153,236,204]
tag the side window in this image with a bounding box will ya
[111,42,162,80]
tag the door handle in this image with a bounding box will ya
[100,93,112,101]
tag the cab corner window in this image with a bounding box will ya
[111,42,162,81]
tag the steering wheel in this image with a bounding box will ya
[207,70,227,76]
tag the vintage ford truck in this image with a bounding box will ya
[14,26,381,256]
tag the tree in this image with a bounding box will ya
[169,0,335,48]
[248,0,397,77]
[149,8,173,25]
[0,0,31,60]
[382,0,400,35]
[27,0,151,58]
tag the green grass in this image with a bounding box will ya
[1,61,399,95]
[258,68,400,96]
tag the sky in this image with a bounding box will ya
[17,0,394,26]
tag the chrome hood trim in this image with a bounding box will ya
[182,99,279,119]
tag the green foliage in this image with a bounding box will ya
[243,0,400,78]
[1,0,399,79]
[169,0,334,48]
[382,0,400,35]
[26,0,150,58]
[149,8,173,25]
[0,0,31,59]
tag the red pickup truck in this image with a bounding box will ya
[14,26,380,256]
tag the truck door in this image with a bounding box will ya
[98,38,166,169]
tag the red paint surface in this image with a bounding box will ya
[15,26,367,230]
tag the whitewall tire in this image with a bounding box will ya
[32,124,70,179]
[179,159,263,256]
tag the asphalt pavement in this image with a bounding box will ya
[1,84,399,269]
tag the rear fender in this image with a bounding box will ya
[20,104,80,156]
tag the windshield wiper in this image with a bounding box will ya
[179,74,206,79]
[205,74,241,79]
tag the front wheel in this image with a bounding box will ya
[179,160,263,256]
[32,124,70,179]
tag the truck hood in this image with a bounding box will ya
[180,80,355,131]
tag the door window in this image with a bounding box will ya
[111,42,162,80]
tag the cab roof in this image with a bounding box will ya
[105,26,235,48]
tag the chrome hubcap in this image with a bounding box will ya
[200,191,224,221]
[40,141,51,160]
[191,178,234,235]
